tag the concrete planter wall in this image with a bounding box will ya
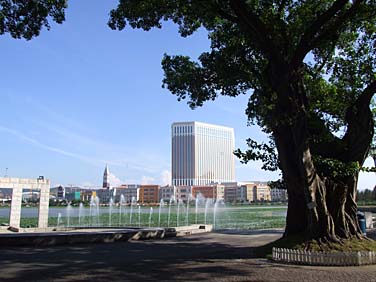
[272,247,376,266]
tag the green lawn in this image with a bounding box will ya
[0,205,287,229]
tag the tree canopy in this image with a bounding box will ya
[109,1,375,169]
[109,0,376,241]
[0,0,67,40]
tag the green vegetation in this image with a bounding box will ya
[0,205,287,229]
[0,0,67,40]
[357,188,376,205]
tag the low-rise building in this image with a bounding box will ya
[113,185,130,202]
[123,187,139,203]
[176,186,191,202]
[57,185,65,200]
[224,186,237,202]
[237,185,247,202]
[191,185,216,199]
[271,188,288,202]
[139,185,159,204]
[159,185,176,202]
[215,184,225,200]
[97,188,115,204]
[241,183,257,202]
[240,181,271,202]
[80,190,93,202]
[255,182,271,201]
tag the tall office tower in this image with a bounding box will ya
[103,164,110,189]
[172,121,235,186]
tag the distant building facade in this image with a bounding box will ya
[223,182,238,202]
[192,185,216,199]
[57,185,65,200]
[139,185,159,204]
[171,121,235,186]
[123,187,140,203]
[97,188,115,203]
[271,188,288,202]
[240,182,271,202]
[255,182,271,201]
[236,185,247,202]
[175,186,191,202]
[159,185,176,202]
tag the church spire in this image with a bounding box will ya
[103,164,110,189]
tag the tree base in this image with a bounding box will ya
[256,233,376,258]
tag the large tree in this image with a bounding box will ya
[109,1,375,242]
[0,0,67,40]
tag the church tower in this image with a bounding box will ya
[103,164,110,189]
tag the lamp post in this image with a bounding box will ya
[370,145,376,168]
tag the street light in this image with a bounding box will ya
[370,145,376,168]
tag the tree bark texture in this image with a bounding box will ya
[269,68,374,241]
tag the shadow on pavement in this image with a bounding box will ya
[0,234,265,282]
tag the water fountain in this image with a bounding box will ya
[129,196,136,225]
[57,212,62,227]
[167,196,175,227]
[78,202,84,226]
[66,203,72,227]
[149,207,153,227]
[138,206,141,227]
[109,197,114,226]
[89,197,93,225]
[177,199,183,227]
[195,193,205,224]
[204,198,212,225]
[89,196,100,227]
[119,194,125,226]
[158,198,164,227]
[186,194,192,226]
[213,199,224,229]
[95,196,100,226]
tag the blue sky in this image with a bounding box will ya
[0,0,374,190]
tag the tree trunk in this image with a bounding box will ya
[265,61,374,242]
[274,123,362,241]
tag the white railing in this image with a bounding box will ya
[272,247,376,266]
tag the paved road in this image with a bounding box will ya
[1,230,376,282]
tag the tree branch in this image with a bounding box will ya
[342,80,376,163]
[290,0,356,70]
[312,0,362,49]
[357,80,376,107]
[228,0,282,63]
[213,2,239,23]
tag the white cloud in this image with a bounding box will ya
[141,176,155,185]
[0,125,101,166]
[108,172,123,187]
[160,170,171,186]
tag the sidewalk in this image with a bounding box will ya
[0,229,376,282]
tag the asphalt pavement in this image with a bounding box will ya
[1,229,376,282]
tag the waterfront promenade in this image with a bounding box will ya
[1,229,376,282]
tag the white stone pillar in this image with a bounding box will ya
[38,185,50,228]
[9,185,22,228]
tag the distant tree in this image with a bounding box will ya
[268,179,286,190]
[109,0,376,243]
[0,0,67,40]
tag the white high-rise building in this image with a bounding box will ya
[172,121,235,186]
